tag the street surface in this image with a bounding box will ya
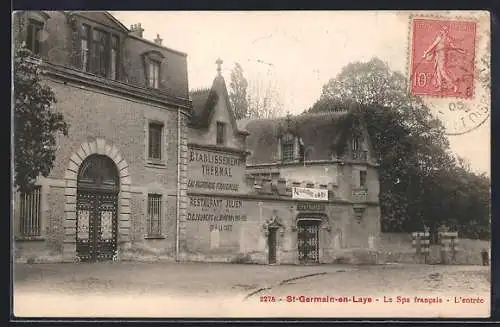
[13,262,490,318]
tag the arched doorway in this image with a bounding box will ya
[76,154,119,262]
[297,219,321,264]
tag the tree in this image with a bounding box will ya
[14,46,69,193]
[229,63,249,119]
[229,62,285,119]
[309,57,490,238]
[247,75,285,119]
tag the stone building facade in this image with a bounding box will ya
[13,11,381,264]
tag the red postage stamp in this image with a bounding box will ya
[410,18,477,99]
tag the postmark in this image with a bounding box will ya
[408,14,490,136]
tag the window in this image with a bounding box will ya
[281,142,294,162]
[352,136,360,152]
[148,122,163,160]
[81,25,119,79]
[110,35,119,80]
[147,60,160,88]
[147,194,162,236]
[91,29,108,77]
[216,122,226,145]
[81,25,90,72]
[142,51,165,89]
[360,170,367,188]
[19,186,42,237]
[26,19,43,55]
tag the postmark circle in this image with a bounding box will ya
[409,59,489,136]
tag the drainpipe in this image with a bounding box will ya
[176,106,181,261]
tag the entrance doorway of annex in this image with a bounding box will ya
[76,154,119,262]
[297,219,320,264]
[268,227,278,264]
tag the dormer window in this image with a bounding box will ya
[26,19,43,55]
[352,136,360,152]
[280,132,295,163]
[142,50,165,89]
[281,142,294,162]
[78,23,120,80]
[81,25,90,71]
[110,35,119,80]
[216,121,226,145]
[91,29,109,77]
[147,60,160,88]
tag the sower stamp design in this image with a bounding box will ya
[410,18,476,99]
[409,15,489,136]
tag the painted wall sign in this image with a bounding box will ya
[188,148,245,193]
[292,187,328,201]
[297,202,326,212]
[187,195,248,231]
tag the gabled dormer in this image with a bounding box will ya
[276,115,305,164]
[64,11,129,80]
[13,11,51,57]
[188,58,249,152]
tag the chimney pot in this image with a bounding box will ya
[154,34,163,45]
[129,23,144,38]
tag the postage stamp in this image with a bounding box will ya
[410,18,476,99]
[408,13,490,136]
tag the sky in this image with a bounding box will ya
[112,11,490,176]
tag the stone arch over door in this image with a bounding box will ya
[62,138,131,262]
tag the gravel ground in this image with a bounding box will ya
[13,262,490,318]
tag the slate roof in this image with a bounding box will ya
[189,88,218,128]
[238,111,350,165]
[189,76,248,135]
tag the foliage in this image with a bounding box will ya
[14,47,69,193]
[229,62,285,119]
[229,63,249,119]
[247,76,285,119]
[309,57,490,239]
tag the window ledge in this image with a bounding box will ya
[145,161,166,169]
[15,236,45,242]
[144,235,166,240]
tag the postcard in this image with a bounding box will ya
[12,10,490,318]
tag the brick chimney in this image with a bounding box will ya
[129,23,144,38]
[154,34,163,46]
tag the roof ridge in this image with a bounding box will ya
[237,110,349,123]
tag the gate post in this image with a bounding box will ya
[439,230,458,264]
[412,230,430,264]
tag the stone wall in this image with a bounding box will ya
[378,232,490,265]
[181,195,380,265]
